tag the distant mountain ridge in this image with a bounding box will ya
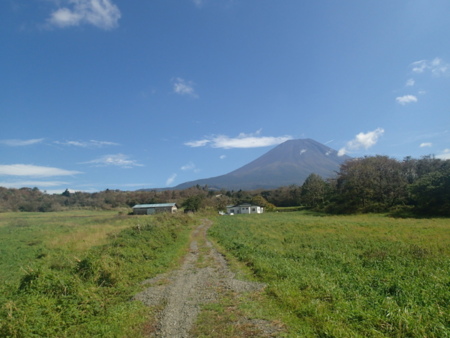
[173,139,351,190]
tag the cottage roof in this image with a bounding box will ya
[227,203,261,208]
[132,203,177,208]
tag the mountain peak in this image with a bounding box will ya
[174,139,350,190]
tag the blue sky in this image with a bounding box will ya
[1,0,450,193]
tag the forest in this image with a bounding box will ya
[1,155,449,216]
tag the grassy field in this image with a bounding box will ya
[2,211,449,336]
[0,211,133,284]
[209,212,450,337]
[0,210,196,336]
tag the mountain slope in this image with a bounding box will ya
[174,139,350,190]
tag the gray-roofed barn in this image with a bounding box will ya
[132,203,178,215]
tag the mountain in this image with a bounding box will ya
[173,139,351,191]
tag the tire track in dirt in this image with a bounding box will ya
[134,219,282,337]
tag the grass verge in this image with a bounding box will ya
[0,211,197,336]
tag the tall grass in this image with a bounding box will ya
[0,211,132,284]
[210,212,450,337]
[0,211,196,336]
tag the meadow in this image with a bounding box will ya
[0,210,196,336]
[210,212,450,337]
[2,210,449,337]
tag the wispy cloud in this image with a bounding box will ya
[83,154,142,168]
[405,78,415,87]
[166,173,177,186]
[185,130,292,149]
[47,0,121,30]
[396,95,418,105]
[436,149,450,160]
[116,183,152,188]
[0,181,69,188]
[185,139,210,147]
[411,58,450,77]
[420,142,432,148]
[55,140,119,148]
[173,78,198,98]
[45,188,86,195]
[0,138,44,146]
[0,164,81,177]
[219,155,226,160]
[192,0,204,8]
[338,128,384,156]
[181,161,197,171]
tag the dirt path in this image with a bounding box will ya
[133,219,282,337]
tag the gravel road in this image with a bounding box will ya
[133,219,283,337]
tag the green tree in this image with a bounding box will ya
[335,156,408,212]
[251,195,276,211]
[301,173,327,209]
[181,195,204,212]
[409,163,450,215]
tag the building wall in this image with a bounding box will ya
[133,206,177,215]
[226,205,263,214]
[133,208,148,215]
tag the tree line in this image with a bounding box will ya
[300,155,450,216]
[1,155,449,216]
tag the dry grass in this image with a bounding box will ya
[0,211,131,283]
[46,222,129,252]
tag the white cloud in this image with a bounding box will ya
[185,131,292,149]
[116,183,151,188]
[0,164,81,177]
[166,173,177,186]
[185,139,210,148]
[181,161,196,171]
[396,95,418,105]
[337,149,346,157]
[181,161,200,173]
[46,189,81,195]
[43,189,73,194]
[338,128,384,156]
[55,140,119,148]
[219,155,226,160]
[173,78,198,98]
[299,149,307,155]
[48,0,121,30]
[405,78,415,87]
[420,142,432,148]
[0,138,44,146]
[0,181,69,188]
[411,60,427,73]
[83,154,142,168]
[411,58,450,77]
[437,149,450,160]
[192,0,204,7]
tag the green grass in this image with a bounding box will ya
[0,211,197,337]
[0,211,133,284]
[209,212,450,337]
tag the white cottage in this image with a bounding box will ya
[226,203,264,215]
